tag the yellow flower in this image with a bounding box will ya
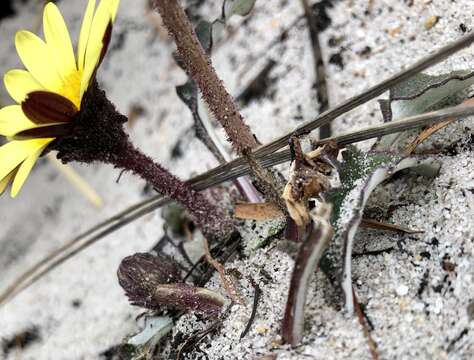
[0,0,120,197]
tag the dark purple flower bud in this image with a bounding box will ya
[117,253,224,317]
[117,253,181,309]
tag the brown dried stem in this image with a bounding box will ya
[403,97,474,155]
[203,238,245,305]
[300,0,331,139]
[353,287,380,360]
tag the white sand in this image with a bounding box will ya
[1,0,473,359]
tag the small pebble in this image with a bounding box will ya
[396,284,409,297]
[424,15,439,30]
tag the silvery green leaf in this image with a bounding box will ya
[324,147,433,314]
[223,0,256,19]
[128,316,173,347]
[241,217,286,256]
[376,70,474,150]
[195,20,214,54]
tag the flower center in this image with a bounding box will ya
[59,69,82,110]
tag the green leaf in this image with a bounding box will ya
[241,217,286,256]
[324,147,432,314]
[223,0,256,19]
[128,316,173,348]
[326,146,400,229]
[376,70,474,150]
[195,20,214,54]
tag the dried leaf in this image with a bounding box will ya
[234,202,283,220]
[282,204,333,346]
[282,140,335,227]
[403,97,474,155]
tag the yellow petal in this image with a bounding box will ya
[15,30,63,92]
[11,138,54,197]
[0,139,47,181]
[80,0,114,97]
[77,0,97,71]
[0,170,15,196]
[43,3,77,78]
[4,69,44,103]
[0,105,37,137]
[110,0,120,22]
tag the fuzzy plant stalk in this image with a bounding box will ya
[51,83,233,241]
[154,0,285,208]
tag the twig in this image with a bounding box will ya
[403,97,474,155]
[352,247,395,258]
[47,153,104,209]
[360,219,423,234]
[203,238,245,306]
[176,318,223,360]
[352,287,380,360]
[300,0,331,139]
[240,276,261,339]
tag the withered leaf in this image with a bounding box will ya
[234,202,283,220]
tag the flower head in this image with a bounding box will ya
[0,0,120,197]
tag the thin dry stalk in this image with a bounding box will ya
[403,97,474,155]
[353,287,380,360]
[360,219,423,234]
[300,0,331,138]
[203,238,245,306]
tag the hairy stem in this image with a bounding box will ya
[113,141,233,240]
[154,0,283,205]
[155,0,257,153]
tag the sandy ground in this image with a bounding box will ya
[1,0,474,359]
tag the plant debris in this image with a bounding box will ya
[203,238,245,306]
[2,326,41,356]
[240,276,261,339]
[282,138,337,228]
